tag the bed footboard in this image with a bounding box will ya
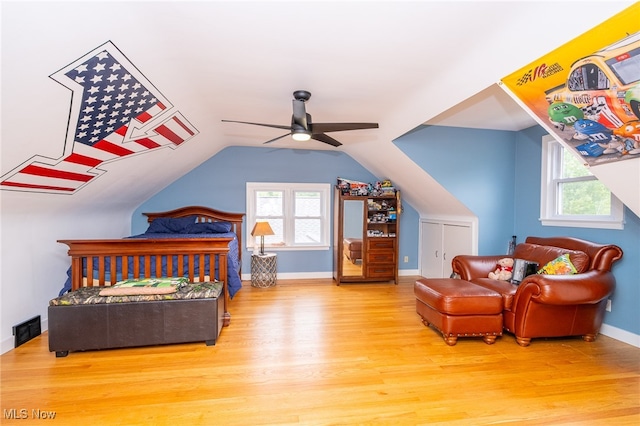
[57,238,232,323]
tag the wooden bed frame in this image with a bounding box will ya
[49,206,245,357]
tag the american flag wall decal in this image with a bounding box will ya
[0,41,199,194]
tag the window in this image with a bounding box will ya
[540,135,624,229]
[246,182,331,251]
[567,64,610,91]
[605,45,640,85]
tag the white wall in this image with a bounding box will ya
[0,196,133,353]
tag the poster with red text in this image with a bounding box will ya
[501,3,640,166]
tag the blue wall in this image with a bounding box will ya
[133,146,420,275]
[394,125,517,254]
[513,126,640,335]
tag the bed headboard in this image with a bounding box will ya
[142,206,245,264]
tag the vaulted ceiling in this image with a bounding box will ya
[1,1,633,216]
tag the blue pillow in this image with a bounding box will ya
[187,221,232,234]
[146,216,197,234]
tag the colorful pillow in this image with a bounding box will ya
[513,243,589,273]
[537,254,578,275]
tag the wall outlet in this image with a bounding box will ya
[606,299,612,312]
[403,256,409,263]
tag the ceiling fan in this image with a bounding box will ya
[222,90,378,147]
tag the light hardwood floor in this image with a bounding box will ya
[2,277,639,425]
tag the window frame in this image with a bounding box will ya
[540,135,624,230]
[246,182,331,251]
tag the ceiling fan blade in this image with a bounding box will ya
[311,122,379,133]
[222,120,292,131]
[292,100,308,129]
[263,133,291,144]
[311,133,342,147]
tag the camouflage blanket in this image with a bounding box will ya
[50,281,223,306]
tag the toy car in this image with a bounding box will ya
[545,32,640,129]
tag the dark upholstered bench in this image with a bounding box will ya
[414,278,503,345]
[48,282,226,357]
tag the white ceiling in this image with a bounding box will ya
[1,1,633,216]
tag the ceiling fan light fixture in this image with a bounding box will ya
[291,129,311,141]
[222,90,378,147]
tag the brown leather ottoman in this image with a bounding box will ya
[415,278,503,345]
[343,238,362,264]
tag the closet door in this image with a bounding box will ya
[420,220,473,278]
[442,224,472,278]
[420,221,443,278]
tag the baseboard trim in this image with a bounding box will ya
[275,272,334,280]
[1,336,14,355]
[241,271,333,281]
[599,323,640,348]
[242,270,420,282]
[399,269,420,276]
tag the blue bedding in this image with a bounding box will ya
[59,228,243,298]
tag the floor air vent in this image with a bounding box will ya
[13,315,41,348]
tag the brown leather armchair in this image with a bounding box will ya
[451,236,623,346]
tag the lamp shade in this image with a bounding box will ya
[251,221,274,255]
[251,221,275,237]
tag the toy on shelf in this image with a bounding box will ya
[337,177,397,196]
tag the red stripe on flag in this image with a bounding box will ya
[135,138,161,149]
[115,126,128,136]
[137,111,152,123]
[135,103,166,124]
[173,116,195,136]
[65,153,102,167]
[155,124,184,145]
[94,140,135,156]
[21,165,94,182]
[0,181,76,192]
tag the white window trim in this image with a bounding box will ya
[246,182,331,251]
[540,135,624,230]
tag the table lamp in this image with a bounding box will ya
[251,221,274,255]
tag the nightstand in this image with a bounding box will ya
[251,253,277,287]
